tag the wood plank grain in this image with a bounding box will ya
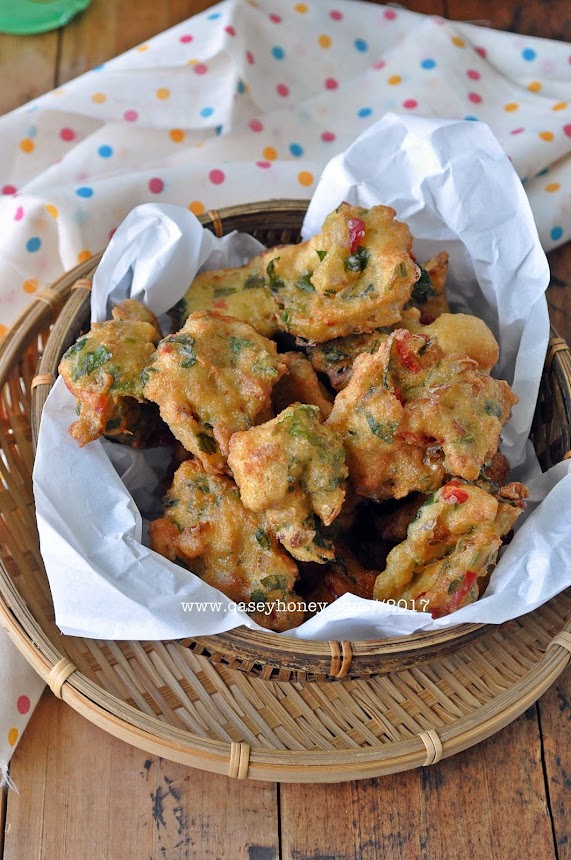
[537,668,571,860]
[3,690,279,860]
[280,707,556,860]
[0,32,59,115]
[57,0,219,84]
[547,243,571,345]
[445,0,571,41]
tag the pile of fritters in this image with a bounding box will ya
[59,203,527,631]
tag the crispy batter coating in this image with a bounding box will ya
[308,309,497,391]
[150,460,304,631]
[326,333,444,500]
[477,450,511,491]
[59,319,166,447]
[326,329,517,500]
[407,251,450,323]
[272,351,334,420]
[260,202,419,342]
[373,480,527,617]
[175,255,280,337]
[308,328,389,392]
[111,299,162,341]
[401,310,499,373]
[228,403,348,563]
[144,311,286,473]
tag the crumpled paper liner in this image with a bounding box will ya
[33,114,571,641]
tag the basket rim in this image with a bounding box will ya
[0,574,570,781]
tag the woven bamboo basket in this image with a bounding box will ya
[1,199,570,782]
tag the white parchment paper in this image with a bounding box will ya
[33,114,571,641]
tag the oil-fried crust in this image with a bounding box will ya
[176,255,280,337]
[326,329,517,500]
[59,318,165,447]
[144,311,286,473]
[402,310,499,373]
[261,202,419,342]
[150,460,304,631]
[373,480,527,617]
[228,403,348,563]
[111,298,162,341]
[308,310,498,391]
[272,351,334,420]
[407,251,450,323]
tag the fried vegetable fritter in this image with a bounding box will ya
[174,255,280,337]
[307,328,390,392]
[308,310,498,391]
[111,298,162,341]
[143,311,286,473]
[373,480,527,617]
[260,202,419,342]
[272,351,334,420]
[407,251,450,323]
[176,203,420,344]
[59,318,165,447]
[228,403,348,563]
[150,460,304,631]
[402,310,499,373]
[478,451,511,491]
[326,329,517,500]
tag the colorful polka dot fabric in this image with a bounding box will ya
[1,0,571,772]
[0,634,45,786]
[0,0,570,337]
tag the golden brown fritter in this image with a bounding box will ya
[407,251,450,323]
[308,309,498,392]
[150,460,304,631]
[174,255,280,337]
[111,299,162,341]
[272,351,334,420]
[307,328,390,392]
[401,310,499,373]
[326,329,517,500]
[59,319,165,447]
[326,333,444,501]
[477,450,511,492]
[143,311,286,473]
[260,202,419,342]
[228,403,348,563]
[373,480,527,617]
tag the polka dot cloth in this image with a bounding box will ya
[0,0,570,343]
[0,633,45,782]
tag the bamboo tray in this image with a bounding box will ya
[0,200,570,781]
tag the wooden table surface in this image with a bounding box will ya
[1,1,570,858]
